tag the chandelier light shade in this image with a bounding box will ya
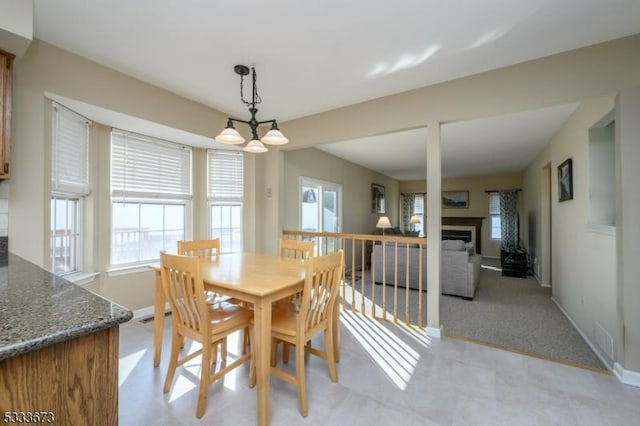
[216,65,288,153]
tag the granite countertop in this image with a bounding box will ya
[0,253,132,361]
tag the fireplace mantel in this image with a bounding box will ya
[443,217,485,254]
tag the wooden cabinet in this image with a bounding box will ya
[0,50,14,180]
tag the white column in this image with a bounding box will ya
[425,122,442,338]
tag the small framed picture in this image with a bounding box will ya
[442,190,469,209]
[371,183,386,213]
[558,158,573,202]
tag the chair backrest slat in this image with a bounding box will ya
[160,252,208,334]
[299,250,344,333]
[279,239,314,260]
[177,239,221,259]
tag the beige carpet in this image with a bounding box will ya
[441,263,608,372]
[345,263,608,372]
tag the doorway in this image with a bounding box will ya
[300,177,342,254]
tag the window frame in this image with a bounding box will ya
[50,195,82,276]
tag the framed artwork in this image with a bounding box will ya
[371,183,386,213]
[442,190,469,209]
[558,158,573,202]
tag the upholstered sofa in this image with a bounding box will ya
[372,239,482,299]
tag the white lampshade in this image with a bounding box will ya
[261,129,289,145]
[410,215,421,224]
[243,139,268,153]
[376,216,392,229]
[216,127,245,145]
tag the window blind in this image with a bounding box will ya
[111,130,192,200]
[489,192,500,214]
[207,150,243,201]
[52,103,91,196]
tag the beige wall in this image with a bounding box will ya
[10,40,243,311]
[283,148,399,234]
[523,95,619,368]
[400,173,522,257]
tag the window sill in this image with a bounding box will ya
[107,262,158,277]
[64,271,100,286]
[587,223,616,236]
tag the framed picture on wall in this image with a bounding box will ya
[442,190,469,209]
[371,183,386,213]
[558,158,573,202]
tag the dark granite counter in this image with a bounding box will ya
[0,253,132,361]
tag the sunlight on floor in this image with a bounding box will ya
[118,348,146,386]
[340,310,419,390]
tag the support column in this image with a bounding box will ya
[425,122,442,338]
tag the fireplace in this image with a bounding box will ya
[442,217,484,254]
[442,229,472,243]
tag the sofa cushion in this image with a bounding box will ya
[442,239,466,251]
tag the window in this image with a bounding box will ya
[207,150,243,253]
[111,130,191,265]
[489,192,501,239]
[50,103,91,274]
[300,177,342,254]
[413,194,424,236]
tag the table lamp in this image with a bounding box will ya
[376,216,392,235]
[410,215,421,232]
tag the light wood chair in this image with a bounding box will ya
[177,238,233,359]
[274,238,314,363]
[252,250,344,417]
[160,252,253,418]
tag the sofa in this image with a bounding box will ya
[372,239,482,299]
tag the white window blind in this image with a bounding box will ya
[207,150,244,201]
[52,103,91,196]
[111,130,192,200]
[489,192,500,215]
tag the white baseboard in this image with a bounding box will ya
[614,363,640,387]
[533,274,551,287]
[551,297,613,372]
[425,325,442,338]
[133,303,169,320]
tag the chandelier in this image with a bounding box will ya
[215,65,288,153]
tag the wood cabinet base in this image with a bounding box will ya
[0,327,120,426]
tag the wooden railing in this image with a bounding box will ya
[282,230,427,328]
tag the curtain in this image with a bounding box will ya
[401,193,415,232]
[500,190,519,251]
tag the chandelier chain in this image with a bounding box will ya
[239,68,262,108]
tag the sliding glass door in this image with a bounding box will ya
[300,177,342,254]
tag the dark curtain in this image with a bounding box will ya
[500,190,519,251]
[401,193,415,232]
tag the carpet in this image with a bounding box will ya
[344,264,607,372]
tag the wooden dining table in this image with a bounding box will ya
[151,252,306,426]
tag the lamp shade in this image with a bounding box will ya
[376,216,392,229]
[410,215,421,224]
[243,139,268,153]
[261,128,288,145]
[216,127,245,145]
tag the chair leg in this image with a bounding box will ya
[196,343,212,418]
[220,337,228,361]
[296,340,308,417]
[282,342,290,364]
[270,338,279,367]
[242,326,250,354]
[325,327,338,382]
[163,330,182,393]
[249,326,256,388]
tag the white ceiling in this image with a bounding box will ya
[32,0,640,179]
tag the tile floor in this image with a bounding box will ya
[119,311,640,426]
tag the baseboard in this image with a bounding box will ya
[613,363,640,387]
[534,274,551,287]
[425,325,442,338]
[133,303,170,320]
[551,296,613,372]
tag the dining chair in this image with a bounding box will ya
[251,249,344,417]
[177,238,233,360]
[160,252,254,418]
[274,238,314,363]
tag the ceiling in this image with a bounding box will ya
[32,0,640,179]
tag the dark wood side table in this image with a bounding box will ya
[501,249,529,278]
